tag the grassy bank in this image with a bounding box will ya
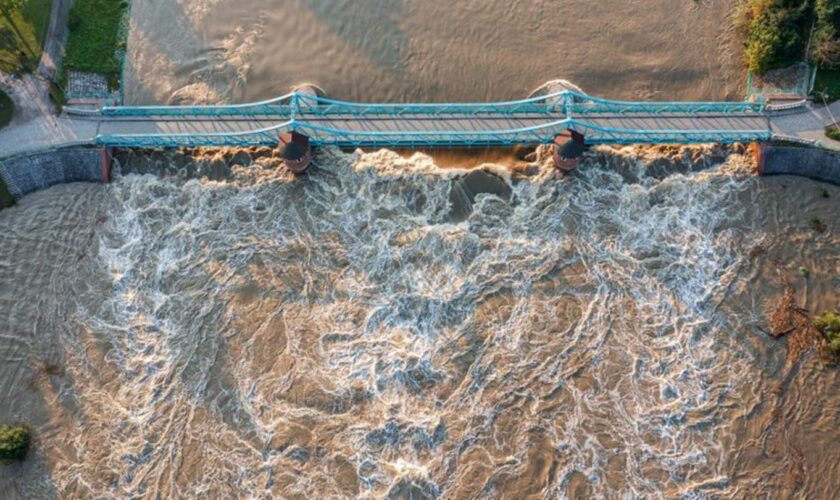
[0,0,52,73]
[63,0,127,83]
[814,67,840,101]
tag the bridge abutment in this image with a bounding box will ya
[553,130,585,172]
[750,142,767,175]
[100,147,113,183]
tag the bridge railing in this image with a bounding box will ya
[99,93,296,117]
[570,120,772,144]
[293,118,575,146]
[95,121,294,147]
[564,91,765,114]
[293,92,566,116]
[95,90,765,119]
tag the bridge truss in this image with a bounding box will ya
[93,91,771,148]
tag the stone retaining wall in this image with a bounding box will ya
[760,146,840,185]
[0,148,106,202]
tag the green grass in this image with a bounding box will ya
[0,0,52,73]
[813,68,840,102]
[63,0,127,79]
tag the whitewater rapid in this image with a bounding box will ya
[1,146,838,498]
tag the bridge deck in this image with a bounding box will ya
[94,112,769,147]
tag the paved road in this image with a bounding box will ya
[770,101,840,149]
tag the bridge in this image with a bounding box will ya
[88,90,770,148]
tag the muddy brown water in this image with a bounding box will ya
[3,0,840,497]
[1,146,839,498]
[124,0,744,104]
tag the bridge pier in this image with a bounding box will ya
[277,132,312,174]
[553,130,585,172]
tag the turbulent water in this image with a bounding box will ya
[124,0,743,104]
[3,1,839,496]
[1,147,838,498]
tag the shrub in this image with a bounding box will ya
[812,0,840,67]
[814,311,840,354]
[741,0,813,73]
[809,217,827,232]
[0,425,31,461]
[827,125,840,140]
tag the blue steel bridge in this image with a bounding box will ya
[90,90,771,149]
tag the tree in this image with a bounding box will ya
[0,0,35,63]
[811,0,840,67]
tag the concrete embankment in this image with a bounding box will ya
[759,145,840,185]
[0,148,107,208]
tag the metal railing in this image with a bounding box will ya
[98,90,765,119]
[95,117,771,148]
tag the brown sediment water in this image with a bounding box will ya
[123,0,744,104]
[0,145,839,498]
[3,0,840,496]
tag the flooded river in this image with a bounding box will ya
[124,0,744,104]
[1,147,839,497]
[2,0,840,497]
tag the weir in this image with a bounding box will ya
[67,90,772,172]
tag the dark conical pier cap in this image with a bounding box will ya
[277,131,312,174]
[553,129,585,172]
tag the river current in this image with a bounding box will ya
[2,0,840,497]
[1,145,838,497]
[124,0,744,104]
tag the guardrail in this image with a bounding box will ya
[100,93,297,117]
[96,91,766,119]
[94,117,773,148]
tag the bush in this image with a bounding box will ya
[740,0,813,73]
[812,0,840,68]
[0,425,31,461]
[814,311,840,354]
[827,125,840,140]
